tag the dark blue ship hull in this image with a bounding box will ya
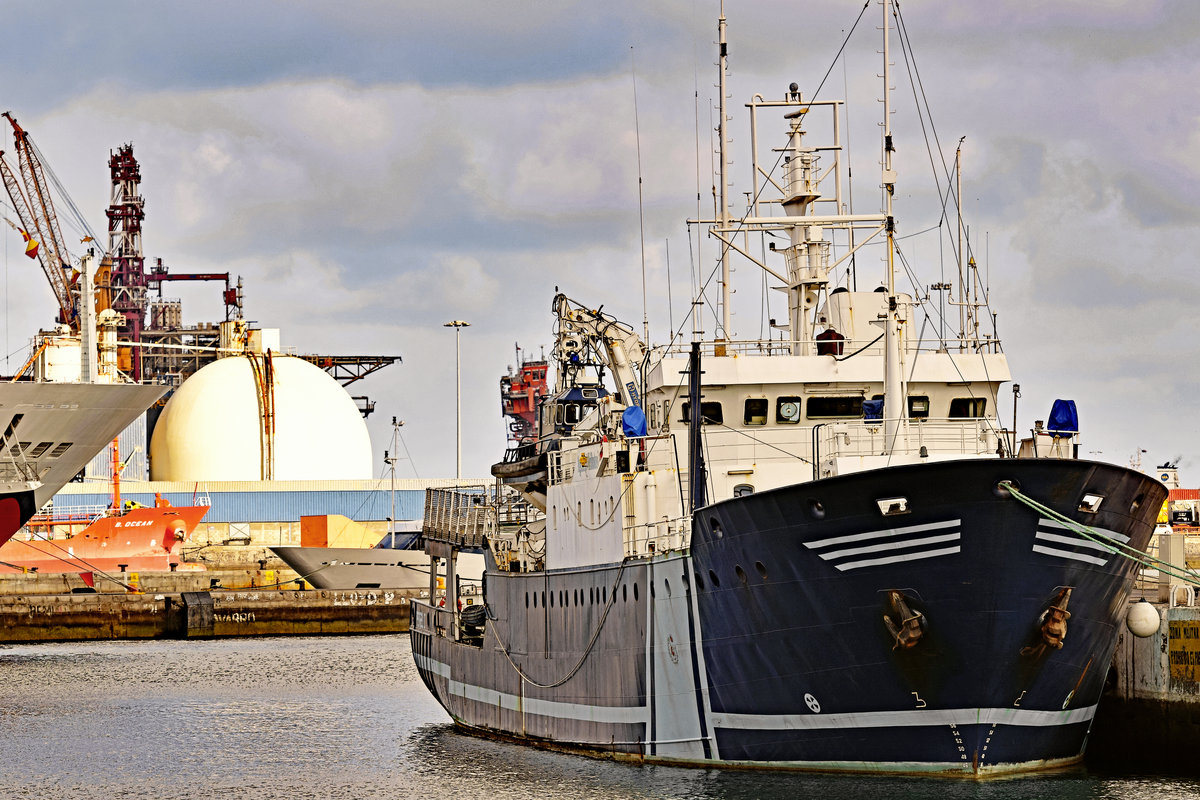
[411,458,1164,777]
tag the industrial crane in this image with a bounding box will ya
[0,113,79,329]
[552,293,647,409]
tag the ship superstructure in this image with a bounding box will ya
[409,2,1166,778]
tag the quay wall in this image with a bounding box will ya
[0,586,419,643]
[1088,603,1200,773]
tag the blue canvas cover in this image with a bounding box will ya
[622,405,648,437]
[1047,399,1078,437]
[862,398,884,421]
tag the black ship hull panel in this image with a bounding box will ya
[411,459,1164,777]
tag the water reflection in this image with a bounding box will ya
[0,636,1198,800]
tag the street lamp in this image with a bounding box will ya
[444,320,470,478]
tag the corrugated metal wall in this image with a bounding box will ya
[84,415,149,481]
[50,477,491,524]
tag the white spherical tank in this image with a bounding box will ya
[1126,599,1161,639]
[149,355,373,481]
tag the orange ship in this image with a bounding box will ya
[0,503,209,575]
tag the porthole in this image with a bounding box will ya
[808,499,826,519]
[711,519,724,538]
[549,591,554,608]
[623,584,628,602]
[664,578,672,596]
[1131,494,1144,513]
[709,569,721,588]
[695,573,705,591]
[525,592,529,608]
[634,583,640,601]
[542,591,546,607]
[590,587,594,604]
[876,497,909,516]
[755,561,768,580]
[735,565,748,583]
[533,592,538,608]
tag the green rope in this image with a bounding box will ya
[999,480,1200,586]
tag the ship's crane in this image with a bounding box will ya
[0,113,78,328]
[552,293,646,408]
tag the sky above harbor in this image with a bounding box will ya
[0,1,1195,482]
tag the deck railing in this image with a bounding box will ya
[813,417,1004,462]
[422,484,540,548]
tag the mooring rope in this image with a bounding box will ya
[999,480,1200,586]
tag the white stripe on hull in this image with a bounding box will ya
[805,519,960,549]
[835,545,962,572]
[712,704,1097,731]
[415,652,1096,733]
[1032,518,1131,565]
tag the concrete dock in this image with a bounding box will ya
[1088,600,1200,773]
[0,579,418,643]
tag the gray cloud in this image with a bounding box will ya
[2,0,1200,479]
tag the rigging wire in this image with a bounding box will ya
[1001,482,1199,584]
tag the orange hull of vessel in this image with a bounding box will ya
[0,505,209,574]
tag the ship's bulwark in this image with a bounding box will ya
[412,459,1164,777]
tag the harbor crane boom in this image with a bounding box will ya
[552,293,646,408]
[0,113,77,329]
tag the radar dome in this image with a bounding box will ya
[149,354,373,481]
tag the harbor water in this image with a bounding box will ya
[1,635,1197,800]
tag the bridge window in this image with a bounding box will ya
[564,403,583,425]
[908,396,930,419]
[776,396,803,424]
[949,398,987,418]
[744,398,768,426]
[806,396,863,419]
[681,401,724,425]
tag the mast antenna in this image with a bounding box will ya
[881,0,905,455]
[717,1,731,340]
[632,47,650,346]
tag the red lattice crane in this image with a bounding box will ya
[0,112,78,329]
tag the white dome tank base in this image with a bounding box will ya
[149,353,372,481]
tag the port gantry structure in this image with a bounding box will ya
[1,114,398,415]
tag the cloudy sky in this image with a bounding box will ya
[0,1,1195,482]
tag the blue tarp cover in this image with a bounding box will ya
[622,405,648,437]
[1048,399,1079,437]
[862,398,884,421]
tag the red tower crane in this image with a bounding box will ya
[0,113,78,329]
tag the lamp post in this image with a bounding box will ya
[444,320,470,478]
